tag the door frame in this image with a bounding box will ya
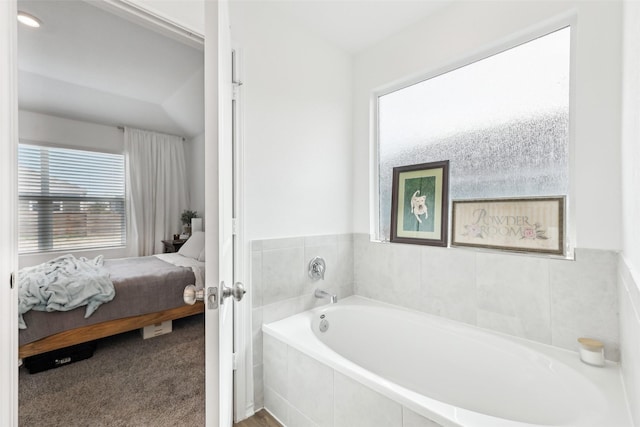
[0,0,251,424]
[231,45,254,421]
[0,0,20,424]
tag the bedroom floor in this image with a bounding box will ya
[19,314,205,426]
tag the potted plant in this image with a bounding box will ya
[181,210,199,236]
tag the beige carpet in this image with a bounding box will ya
[19,314,205,427]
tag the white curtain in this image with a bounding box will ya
[124,127,190,256]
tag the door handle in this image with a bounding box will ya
[183,285,204,305]
[220,281,246,304]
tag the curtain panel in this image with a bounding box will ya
[124,127,189,256]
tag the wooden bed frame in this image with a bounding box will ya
[19,302,205,359]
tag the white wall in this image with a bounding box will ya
[19,110,123,153]
[187,132,206,218]
[620,1,640,424]
[353,0,622,252]
[18,110,132,267]
[230,1,353,242]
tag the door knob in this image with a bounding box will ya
[221,281,246,304]
[183,284,204,305]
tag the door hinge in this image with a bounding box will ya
[232,218,238,235]
[232,80,242,100]
[10,272,15,289]
[231,81,242,101]
[232,352,238,371]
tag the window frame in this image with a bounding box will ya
[18,139,127,254]
[370,16,577,259]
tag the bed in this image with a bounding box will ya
[18,232,207,359]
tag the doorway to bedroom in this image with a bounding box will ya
[15,1,206,424]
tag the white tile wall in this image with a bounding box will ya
[252,250,264,308]
[287,348,334,427]
[354,234,620,360]
[264,334,288,398]
[253,364,264,410]
[288,405,319,427]
[420,247,477,325]
[263,334,446,427]
[476,252,551,343]
[262,246,305,305]
[252,233,623,416]
[251,235,355,410]
[402,407,444,427]
[265,385,289,426]
[619,258,640,426]
[334,372,403,427]
[550,249,620,360]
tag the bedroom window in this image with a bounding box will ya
[376,26,571,244]
[18,143,126,253]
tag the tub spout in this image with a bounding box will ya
[315,288,337,304]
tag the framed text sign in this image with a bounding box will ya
[451,197,565,255]
[390,160,449,246]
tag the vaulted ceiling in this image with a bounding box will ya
[17,0,204,138]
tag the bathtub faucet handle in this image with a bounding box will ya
[308,256,326,280]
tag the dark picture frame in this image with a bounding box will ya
[390,160,449,246]
[451,196,565,255]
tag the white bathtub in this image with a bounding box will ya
[262,296,631,427]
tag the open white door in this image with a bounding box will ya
[204,1,237,426]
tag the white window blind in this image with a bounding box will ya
[18,143,126,254]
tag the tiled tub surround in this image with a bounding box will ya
[263,332,444,427]
[262,298,631,427]
[251,233,621,412]
[251,234,355,409]
[353,234,621,361]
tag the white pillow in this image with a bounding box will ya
[197,247,205,262]
[178,231,205,260]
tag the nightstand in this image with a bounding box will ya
[161,239,187,253]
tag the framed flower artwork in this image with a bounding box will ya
[451,197,565,255]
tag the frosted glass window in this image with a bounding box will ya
[377,27,571,241]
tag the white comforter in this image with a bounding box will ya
[18,254,115,329]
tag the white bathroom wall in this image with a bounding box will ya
[620,1,640,424]
[17,110,132,267]
[230,2,354,411]
[352,0,622,251]
[229,1,354,242]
